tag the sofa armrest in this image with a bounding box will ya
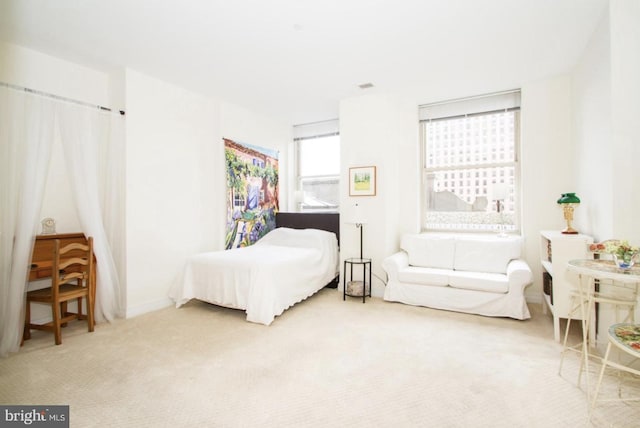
[506,259,533,292]
[382,251,409,281]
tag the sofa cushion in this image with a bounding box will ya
[449,270,509,293]
[401,234,456,269]
[398,266,449,287]
[453,236,521,274]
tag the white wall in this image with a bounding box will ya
[124,69,291,317]
[520,75,575,302]
[124,70,221,316]
[609,0,640,243]
[569,0,640,245]
[572,0,640,348]
[572,12,612,241]
[568,0,640,348]
[339,92,420,297]
[0,43,109,107]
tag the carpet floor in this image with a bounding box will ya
[2,288,639,427]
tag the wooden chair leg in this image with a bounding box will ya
[23,301,31,341]
[52,301,62,345]
[76,278,84,320]
[87,294,95,333]
[60,301,68,327]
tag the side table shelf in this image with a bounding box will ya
[540,230,593,342]
[343,258,372,303]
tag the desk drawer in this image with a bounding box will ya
[30,265,53,280]
[30,265,85,281]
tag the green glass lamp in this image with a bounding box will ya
[557,193,580,234]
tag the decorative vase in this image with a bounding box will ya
[613,252,638,270]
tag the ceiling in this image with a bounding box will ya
[0,0,608,125]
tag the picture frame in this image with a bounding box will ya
[349,166,376,196]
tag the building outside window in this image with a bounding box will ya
[293,120,340,213]
[420,91,521,232]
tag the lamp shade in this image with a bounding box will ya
[350,203,368,225]
[294,190,305,203]
[557,193,580,204]
[492,183,509,200]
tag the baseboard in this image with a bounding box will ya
[525,293,543,305]
[126,297,173,319]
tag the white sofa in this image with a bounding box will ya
[382,233,533,320]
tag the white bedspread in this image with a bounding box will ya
[168,227,339,325]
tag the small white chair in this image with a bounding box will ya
[591,323,640,412]
[559,264,637,397]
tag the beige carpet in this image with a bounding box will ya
[2,289,639,427]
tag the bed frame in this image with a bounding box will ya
[275,212,340,288]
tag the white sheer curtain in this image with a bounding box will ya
[57,103,124,322]
[101,114,127,318]
[0,85,125,357]
[0,87,55,357]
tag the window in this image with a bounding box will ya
[233,193,245,209]
[294,120,340,212]
[420,91,521,232]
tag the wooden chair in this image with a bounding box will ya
[23,237,95,345]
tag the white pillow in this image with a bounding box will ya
[453,236,521,274]
[257,227,337,251]
[258,227,339,271]
[401,234,456,269]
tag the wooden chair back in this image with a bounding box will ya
[23,237,95,345]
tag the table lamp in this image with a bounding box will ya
[294,190,305,212]
[352,203,367,259]
[557,193,580,234]
[492,183,508,237]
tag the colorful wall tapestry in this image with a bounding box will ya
[224,138,279,249]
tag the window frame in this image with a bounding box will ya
[419,91,521,233]
[293,120,340,213]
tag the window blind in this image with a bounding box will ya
[293,119,339,141]
[419,90,521,122]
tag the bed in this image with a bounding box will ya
[169,213,340,325]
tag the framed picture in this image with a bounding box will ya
[349,166,376,196]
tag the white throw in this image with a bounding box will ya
[168,228,339,325]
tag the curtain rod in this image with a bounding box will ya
[0,81,125,116]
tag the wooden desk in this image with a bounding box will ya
[30,233,96,309]
[30,233,89,280]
